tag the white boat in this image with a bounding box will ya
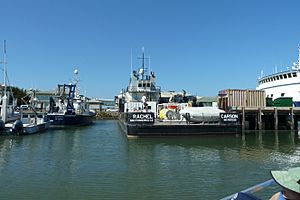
[256,46,300,106]
[5,105,50,135]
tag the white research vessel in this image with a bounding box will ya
[256,46,300,106]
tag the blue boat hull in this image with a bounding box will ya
[48,114,95,126]
[294,101,300,107]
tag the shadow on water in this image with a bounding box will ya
[124,130,299,151]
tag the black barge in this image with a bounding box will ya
[118,112,241,137]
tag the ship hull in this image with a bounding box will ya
[48,113,95,127]
[21,122,50,135]
[118,113,241,137]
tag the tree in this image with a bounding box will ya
[10,86,29,106]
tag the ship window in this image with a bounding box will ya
[280,75,283,79]
[293,72,297,77]
[276,76,279,80]
[138,83,142,87]
[143,83,146,87]
[147,83,150,87]
[271,94,273,97]
[281,93,285,97]
[288,73,292,78]
[283,74,287,79]
[272,77,275,81]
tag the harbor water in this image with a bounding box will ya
[0,120,299,199]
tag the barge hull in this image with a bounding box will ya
[119,120,241,136]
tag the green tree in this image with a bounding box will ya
[10,86,29,106]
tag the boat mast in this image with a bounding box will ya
[130,49,133,76]
[73,69,79,96]
[297,45,300,69]
[1,40,8,123]
[141,47,145,79]
[138,47,149,79]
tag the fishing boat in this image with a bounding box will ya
[117,49,241,136]
[47,70,95,127]
[256,46,300,106]
[5,105,50,135]
[0,41,50,135]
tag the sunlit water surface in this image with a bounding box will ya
[0,120,299,199]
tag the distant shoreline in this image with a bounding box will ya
[95,111,118,120]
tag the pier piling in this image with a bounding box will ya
[258,108,262,130]
[242,107,245,131]
[236,106,300,130]
[290,107,294,130]
[274,108,278,130]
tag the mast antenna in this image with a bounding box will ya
[141,47,145,79]
[3,40,7,95]
[138,47,149,79]
[149,55,151,75]
[130,49,133,76]
[297,45,300,68]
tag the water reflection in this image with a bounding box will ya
[122,131,300,199]
[0,122,299,200]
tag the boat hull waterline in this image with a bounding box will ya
[118,113,241,136]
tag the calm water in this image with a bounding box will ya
[0,120,299,199]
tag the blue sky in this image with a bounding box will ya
[1,0,300,99]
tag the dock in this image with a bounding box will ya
[232,106,300,131]
[218,89,300,131]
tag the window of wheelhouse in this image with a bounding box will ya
[288,73,292,78]
[283,74,287,79]
[281,93,285,97]
[293,72,297,77]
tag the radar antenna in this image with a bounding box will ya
[138,47,149,79]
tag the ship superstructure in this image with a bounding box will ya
[120,48,161,115]
[256,46,300,106]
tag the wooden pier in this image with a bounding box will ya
[232,107,300,131]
